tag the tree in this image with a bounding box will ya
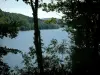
[42,0,100,75]
[15,39,71,75]
[0,9,21,38]
[0,9,22,75]
[16,0,44,73]
[0,9,59,31]
[44,17,56,24]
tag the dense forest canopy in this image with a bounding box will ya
[0,9,64,31]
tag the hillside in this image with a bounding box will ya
[0,9,61,31]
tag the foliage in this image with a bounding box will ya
[0,9,22,38]
[0,8,22,75]
[0,9,59,31]
[2,0,72,74]
[12,39,72,75]
[42,0,100,74]
[44,17,57,24]
[16,0,45,73]
[43,39,71,70]
[0,47,22,75]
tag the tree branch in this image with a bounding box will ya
[30,0,35,13]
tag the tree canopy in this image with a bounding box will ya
[0,9,60,31]
[42,0,100,74]
[2,0,100,75]
[0,8,22,75]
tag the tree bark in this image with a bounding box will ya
[30,0,44,74]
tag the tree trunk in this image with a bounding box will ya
[30,0,44,74]
[93,14,100,75]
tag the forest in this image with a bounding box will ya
[0,0,100,75]
[0,9,62,31]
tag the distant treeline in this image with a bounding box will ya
[0,9,64,31]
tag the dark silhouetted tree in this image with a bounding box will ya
[42,0,100,75]
[16,0,44,73]
[0,9,22,75]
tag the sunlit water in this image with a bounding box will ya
[0,28,70,68]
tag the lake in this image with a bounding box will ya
[0,28,69,68]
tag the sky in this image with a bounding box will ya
[0,0,63,19]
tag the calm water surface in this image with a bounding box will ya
[0,28,69,68]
